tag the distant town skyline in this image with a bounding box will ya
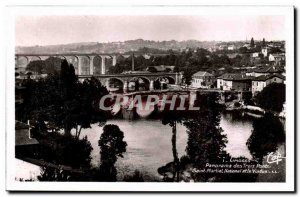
[15,15,285,47]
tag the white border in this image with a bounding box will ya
[5,5,295,192]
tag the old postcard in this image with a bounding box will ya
[5,5,295,192]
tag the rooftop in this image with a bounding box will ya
[253,65,284,73]
[218,73,253,81]
[252,73,286,81]
[270,53,285,57]
[193,71,213,77]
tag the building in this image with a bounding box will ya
[191,71,214,88]
[252,52,260,58]
[269,53,285,65]
[251,74,285,94]
[243,43,251,49]
[227,45,236,50]
[246,65,284,77]
[217,73,252,91]
[261,47,268,57]
[218,45,227,50]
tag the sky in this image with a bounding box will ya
[15,15,285,46]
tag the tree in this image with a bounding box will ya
[184,92,227,181]
[246,113,285,163]
[26,57,63,74]
[250,37,255,48]
[20,59,109,138]
[239,47,248,54]
[161,110,184,182]
[262,38,266,47]
[182,69,193,86]
[98,124,127,181]
[26,60,44,74]
[255,83,286,112]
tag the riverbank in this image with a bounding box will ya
[224,101,285,119]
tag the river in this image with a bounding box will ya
[78,111,256,181]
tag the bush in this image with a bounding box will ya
[123,170,144,182]
[37,133,93,168]
[254,83,285,112]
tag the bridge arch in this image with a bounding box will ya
[155,76,175,84]
[106,77,124,92]
[65,55,79,74]
[39,56,50,61]
[93,55,103,75]
[79,56,90,75]
[28,56,42,62]
[16,56,29,71]
[129,76,151,91]
[55,55,66,60]
[109,55,117,66]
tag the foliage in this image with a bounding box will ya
[19,59,109,138]
[38,167,71,181]
[254,83,286,112]
[123,170,144,182]
[262,38,266,47]
[160,92,227,182]
[246,113,285,163]
[26,57,62,74]
[184,93,227,181]
[37,133,93,168]
[99,124,127,164]
[97,124,127,181]
[250,37,255,48]
[182,69,194,86]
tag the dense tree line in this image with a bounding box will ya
[18,59,109,138]
[254,83,286,112]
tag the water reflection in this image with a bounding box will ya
[221,111,253,159]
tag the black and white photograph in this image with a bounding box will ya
[5,5,295,192]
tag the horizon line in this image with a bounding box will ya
[15,38,285,48]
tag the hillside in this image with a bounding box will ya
[15,39,219,54]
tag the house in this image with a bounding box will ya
[217,73,252,91]
[252,52,260,58]
[251,74,285,94]
[243,43,251,49]
[261,47,268,57]
[250,65,285,77]
[269,53,285,65]
[228,45,236,50]
[191,71,215,88]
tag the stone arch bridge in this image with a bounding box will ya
[79,72,183,91]
[15,53,172,75]
[15,53,119,75]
